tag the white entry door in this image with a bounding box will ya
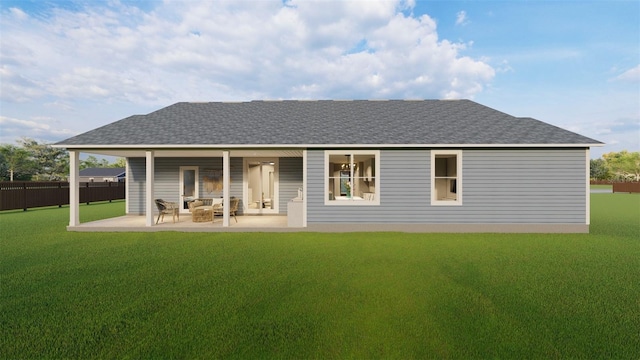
[179,166,199,213]
[244,158,278,214]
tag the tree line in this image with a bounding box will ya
[590,150,640,182]
[0,138,124,182]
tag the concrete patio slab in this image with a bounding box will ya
[69,214,298,232]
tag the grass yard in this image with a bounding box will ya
[1,195,639,359]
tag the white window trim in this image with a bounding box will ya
[324,150,380,206]
[431,149,462,206]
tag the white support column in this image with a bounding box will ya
[223,150,230,227]
[145,150,155,227]
[302,150,308,227]
[69,150,80,227]
[125,157,130,215]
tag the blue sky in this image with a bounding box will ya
[1,0,638,159]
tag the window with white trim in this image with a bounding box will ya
[431,150,462,205]
[325,150,379,205]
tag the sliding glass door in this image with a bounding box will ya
[244,158,278,214]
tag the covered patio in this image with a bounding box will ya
[63,148,307,231]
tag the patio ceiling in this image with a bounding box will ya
[71,148,305,158]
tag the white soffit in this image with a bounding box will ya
[75,149,304,158]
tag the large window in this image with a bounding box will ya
[431,150,462,205]
[325,150,379,205]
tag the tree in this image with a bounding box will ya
[18,138,69,181]
[590,158,610,181]
[0,144,33,181]
[602,150,640,182]
[80,155,110,170]
[111,157,126,168]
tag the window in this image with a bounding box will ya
[431,150,462,205]
[325,150,379,205]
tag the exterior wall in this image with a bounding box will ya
[127,156,302,215]
[279,157,304,213]
[307,148,587,225]
[128,158,146,214]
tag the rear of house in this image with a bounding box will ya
[55,100,602,232]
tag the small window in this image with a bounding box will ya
[431,150,462,205]
[325,150,380,205]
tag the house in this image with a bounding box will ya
[79,167,126,183]
[54,100,603,233]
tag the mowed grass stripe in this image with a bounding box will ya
[1,195,639,358]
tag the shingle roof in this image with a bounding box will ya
[57,100,601,147]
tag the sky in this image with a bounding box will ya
[0,0,638,159]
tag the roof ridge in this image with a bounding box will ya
[183,99,458,104]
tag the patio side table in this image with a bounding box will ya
[192,208,213,222]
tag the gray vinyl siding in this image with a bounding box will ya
[128,158,146,214]
[279,157,304,213]
[127,156,302,215]
[307,148,587,224]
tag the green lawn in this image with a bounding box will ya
[1,195,639,359]
[590,184,612,190]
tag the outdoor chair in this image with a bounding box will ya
[155,199,179,224]
[214,197,239,223]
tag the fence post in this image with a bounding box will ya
[108,182,112,203]
[86,182,90,205]
[58,182,63,208]
[23,182,27,211]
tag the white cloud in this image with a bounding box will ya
[0,0,503,146]
[0,0,495,105]
[612,64,640,83]
[455,10,469,26]
[8,7,27,20]
[0,116,76,144]
[495,60,514,73]
[561,114,639,157]
[0,66,45,102]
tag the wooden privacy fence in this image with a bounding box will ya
[0,181,125,211]
[590,181,640,193]
[613,182,640,193]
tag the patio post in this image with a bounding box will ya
[223,150,230,227]
[125,158,130,215]
[303,149,307,227]
[69,150,80,227]
[145,150,155,226]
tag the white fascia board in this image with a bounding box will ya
[314,143,604,148]
[55,143,604,149]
